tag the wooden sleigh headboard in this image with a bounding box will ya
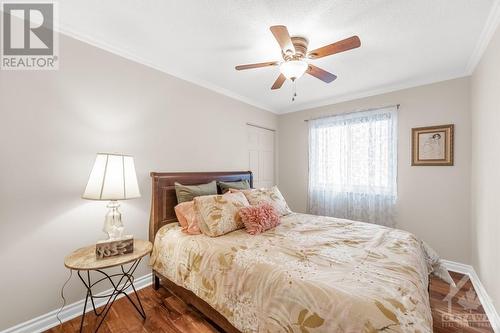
[149,171,253,242]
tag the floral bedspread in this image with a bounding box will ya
[150,213,434,333]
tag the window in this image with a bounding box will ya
[308,106,397,226]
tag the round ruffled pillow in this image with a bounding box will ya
[238,202,280,235]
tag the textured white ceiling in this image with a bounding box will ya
[55,0,495,113]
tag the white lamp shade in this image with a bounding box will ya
[279,60,308,80]
[82,153,141,200]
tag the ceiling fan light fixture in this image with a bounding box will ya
[235,26,360,90]
[280,60,308,80]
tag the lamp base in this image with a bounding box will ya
[96,235,134,259]
[98,200,134,259]
[103,200,125,240]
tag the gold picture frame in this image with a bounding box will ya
[412,124,454,166]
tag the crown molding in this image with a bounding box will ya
[55,24,277,114]
[52,25,470,116]
[5,11,276,113]
[465,0,500,75]
[49,0,499,115]
[277,72,468,114]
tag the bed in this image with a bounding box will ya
[148,171,440,333]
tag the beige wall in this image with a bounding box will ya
[0,34,276,330]
[278,77,472,264]
[471,24,500,313]
[3,16,499,331]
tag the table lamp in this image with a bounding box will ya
[82,153,141,242]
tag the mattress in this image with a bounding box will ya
[150,213,436,333]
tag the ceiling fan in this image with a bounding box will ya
[235,25,361,90]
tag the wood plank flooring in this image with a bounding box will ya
[46,271,494,333]
[430,271,494,333]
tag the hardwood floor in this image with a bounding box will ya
[46,271,494,333]
[430,271,494,333]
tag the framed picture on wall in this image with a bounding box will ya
[412,124,454,166]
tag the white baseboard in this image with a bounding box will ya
[0,273,152,333]
[3,262,500,333]
[441,260,500,333]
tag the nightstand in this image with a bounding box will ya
[64,239,153,333]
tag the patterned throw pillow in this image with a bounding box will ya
[194,192,250,237]
[240,186,292,216]
[239,202,280,235]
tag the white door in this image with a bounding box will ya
[247,125,275,188]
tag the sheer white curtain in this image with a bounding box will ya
[308,106,398,226]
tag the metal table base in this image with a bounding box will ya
[76,258,146,332]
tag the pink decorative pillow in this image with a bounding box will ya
[238,203,280,235]
[174,201,201,235]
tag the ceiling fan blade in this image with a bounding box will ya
[306,64,337,83]
[235,61,278,70]
[308,36,361,59]
[270,25,295,55]
[271,74,286,90]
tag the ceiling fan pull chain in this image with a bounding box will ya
[292,80,297,102]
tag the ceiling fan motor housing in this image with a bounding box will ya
[283,36,309,60]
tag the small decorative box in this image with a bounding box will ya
[96,235,134,259]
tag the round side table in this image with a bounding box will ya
[64,239,153,333]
